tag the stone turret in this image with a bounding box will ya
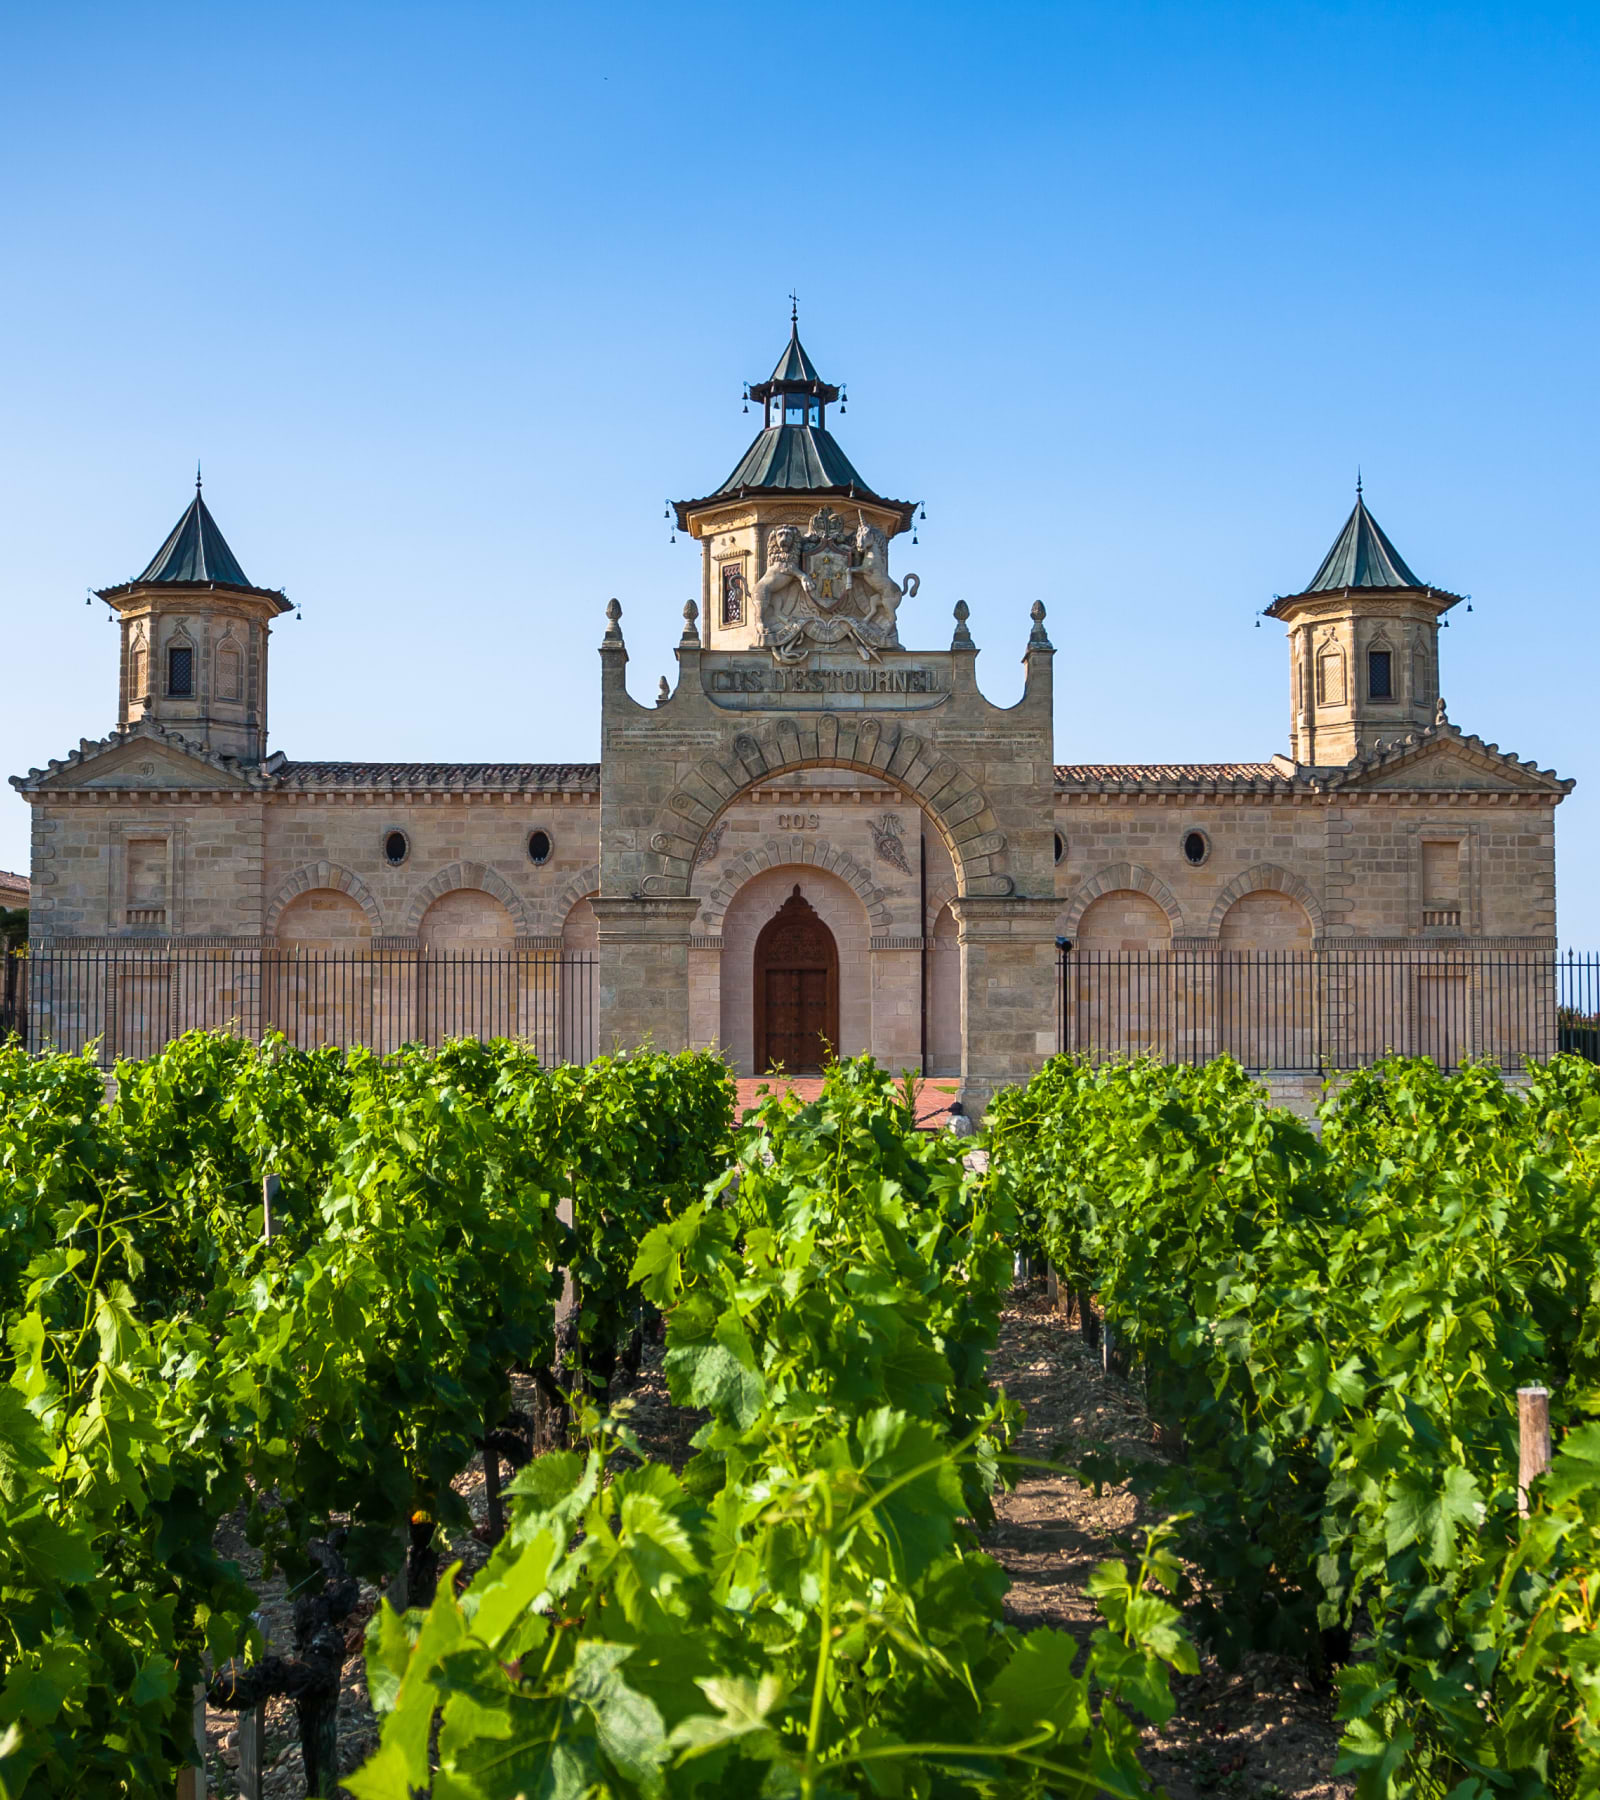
[672,313,917,652]
[1267,485,1459,767]
[96,476,293,763]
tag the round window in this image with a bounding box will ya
[1053,831,1066,866]
[528,829,553,866]
[384,830,409,866]
[1182,830,1209,866]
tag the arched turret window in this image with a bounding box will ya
[167,643,194,697]
[216,638,242,700]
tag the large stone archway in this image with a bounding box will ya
[595,618,1059,1100]
[641,719,1014,903]
[714,864,871,1075]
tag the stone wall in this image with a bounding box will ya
[1056,792,1558,945]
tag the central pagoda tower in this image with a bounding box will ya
[673,313,917,651]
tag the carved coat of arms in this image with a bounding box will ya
[751,506,919,664]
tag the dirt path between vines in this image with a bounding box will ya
[202,1296,1350,1799]
[984,1287,1352,1800]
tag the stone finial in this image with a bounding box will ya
[603,597,624,645]
[1028,599,1053,651]
[1435,696,1448,726]
[657,676,670,706]
[951,598,974,650]
[680,598,700,645]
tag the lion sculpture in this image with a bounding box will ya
[751,526,817,643]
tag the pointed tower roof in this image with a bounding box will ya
[674,316,914,532]
[754,321,827,395]
[137,477,253,587]
[97,476,289,608]
[1304,487,1422,592]
[1266,486,1460,620]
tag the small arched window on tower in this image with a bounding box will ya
[721,563,745,627]
[1315,642,1346,707]
[167,643,194,697]
[216,638,242,701]
[129,634,147,699]
[1368,648,1393,700]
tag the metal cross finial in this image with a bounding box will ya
[788,291,798,327]
[196,461,202,494]
[1356,466,1363,497]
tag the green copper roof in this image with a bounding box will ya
[138,484,253,587]
[1305,491,1422,591]
[716,423,869,495]
[768,324,822,387]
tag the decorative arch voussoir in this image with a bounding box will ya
[264,862,385,937]
[402,859,533,936]
[1061,863,1184,938]
[1207,863,1325,938]
[651,739,1014,901]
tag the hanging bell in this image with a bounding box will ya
[839,385,847,414]
[1467,603,1473,612]
[670,530,676,545]
[920,505,927,522]
[296,606,303,622]
[912,529,918,544]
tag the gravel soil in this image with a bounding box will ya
[198,1296,1350,1799]
[985,1287,1352,1800]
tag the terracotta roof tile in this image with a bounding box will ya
[274,762,600,790]
[1055,762,1278,784]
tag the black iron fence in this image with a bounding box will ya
[1058,948,1600,1072]
[0,950,598,1069]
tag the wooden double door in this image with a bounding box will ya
[753,887,839,1074]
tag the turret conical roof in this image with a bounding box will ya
[1304,490,1422,591]
[137,482,253,588]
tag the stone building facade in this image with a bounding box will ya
[11,325,1573,1098]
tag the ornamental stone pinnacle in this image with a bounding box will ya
[1028,600,1052,652]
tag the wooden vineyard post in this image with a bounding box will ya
[235,1613,268,1800]
[175,1671,208,1798]
[483,1414,504,1542]
[1518,1385,1552,1516]
[1079,1289,1100,1350]
[262,1173,280,1243]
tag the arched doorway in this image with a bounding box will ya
[753,887,839,1074]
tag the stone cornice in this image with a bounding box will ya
[1052,723,1571,799]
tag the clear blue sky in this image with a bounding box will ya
[2,3,1596,935]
